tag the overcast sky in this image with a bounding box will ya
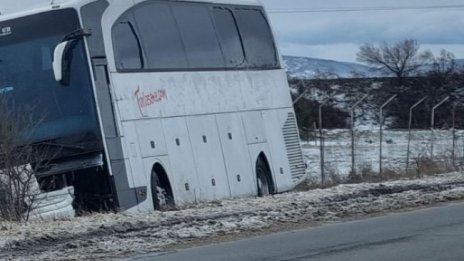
[261,0,464,63]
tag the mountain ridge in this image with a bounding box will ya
[282,56,377,79]
[283,55,464,79]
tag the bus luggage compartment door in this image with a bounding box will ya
[162,117,199,205]
[186,115,231,201]
[216,114,255,197]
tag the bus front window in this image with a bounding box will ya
[0,9,100,154]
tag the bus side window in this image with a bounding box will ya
[172,4,225,69]
[132,2,188,70]
[112,19,144,70]
[212,7,246,68]
[234,9,278,69]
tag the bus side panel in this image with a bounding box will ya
[247,142,272,188]
[141,156,170,209]
[241,111,267,144]
[108,71,293,122]
[216,113,256,197]
[162,117,199,205]
[262,109,296,192]
[240,70,292,111]
[134,119,168,158]
[121,122,147,187]
[241,111,275,193]
[186,115,231,200]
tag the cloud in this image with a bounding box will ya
[262,0,464,60]
[269,9,464,45]
[278,42,464,63]
[278,43,361,63]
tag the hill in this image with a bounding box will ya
[282,56,381,79]
[283,56,464,79]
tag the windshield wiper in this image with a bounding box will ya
[33,141,86,151]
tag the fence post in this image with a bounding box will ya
[313,121,317,146]
[350,94,369,176]
[406,96,427,174]
[379,94,397,175]
[318,104,325,184]
[452,103,456,166]
[292,80,308,105]
[451,101,463,166]
[430,96,450,160]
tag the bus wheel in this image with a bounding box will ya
[151,170,174,211]
[256,157,271,197]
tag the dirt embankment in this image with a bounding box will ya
[1,172,464,261]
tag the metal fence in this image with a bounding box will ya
[302,95,464,184]
[304,129,464,183]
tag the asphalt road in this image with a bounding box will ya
[131,202,464,261]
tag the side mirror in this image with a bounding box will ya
[52,41,68,82]
[52,40,76,85]
[52,29,91,86]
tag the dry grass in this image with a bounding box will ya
[297,157,461,192]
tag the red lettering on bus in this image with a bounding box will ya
[134,86,167,114]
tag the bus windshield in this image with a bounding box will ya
[0,9,100,149]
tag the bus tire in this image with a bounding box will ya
[256,157,272,197]
[150,169,174,211]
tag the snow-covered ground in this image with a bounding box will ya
[2,172,464,260]
[303,129,464,178]
[282,56,380,79]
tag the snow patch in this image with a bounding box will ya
[2,173,464,260]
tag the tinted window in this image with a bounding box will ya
[213,8,245,68]
[112,2,279,71]
[132,2,188,69]
[172,4,225,68]
[0,9,100,146]
[235,9,277,68]
[112,18,143,70]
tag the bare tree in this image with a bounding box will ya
[424,49,463,119]
[0,97,49,222]
[429,49,457,80]
[357,39,432,80]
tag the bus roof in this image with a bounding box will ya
[0,0,263,17]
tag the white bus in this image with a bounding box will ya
[0,0,306,213]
